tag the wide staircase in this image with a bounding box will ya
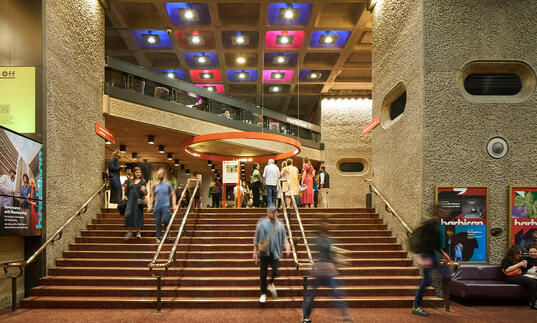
[21,208,442,308]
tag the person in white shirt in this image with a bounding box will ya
[262,159,280,209]
[0,169,16,208]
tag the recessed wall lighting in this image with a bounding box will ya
[159,145,165,153]
[142,34,161,46]
[120,145,127,153]
[196,55,209,64]
[232,34,249,45]
[235,72,249,79]
[279,8,299,21]
[174,159,180,166]
[274,55,289,64]
[132,152,138,160]
[236,57,246,64]
[320,34,338,44]
[271,72,284,79]
[167,153,173,161]
[148,135,155,144]
[276,35,293,45]
[178,8,199,21]
[188,34,205,45]
[167,72,175,79]
[202,72,214,79]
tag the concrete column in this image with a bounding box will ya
[44,0,105,268]
[371,0,537,263]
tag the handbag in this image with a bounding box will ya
[502,267,522,277]
[117,199,127,216]
[137,198,148,208]
[258,221,277,254]
[299,184,307,192]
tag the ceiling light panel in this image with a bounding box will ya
[309,31,352,49]
[268,3,312,26]
[165,3,211,25]
[132,30,173,49]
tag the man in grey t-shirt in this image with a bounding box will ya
[253,206,290,303]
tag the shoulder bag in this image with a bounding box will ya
[258,221,278,254]
[502,267,522,277]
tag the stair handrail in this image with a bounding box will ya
[0,181,108,312]
[279,178,313,268]
[365,178,459,267]
[365,178,413,236]
[148,178,199,270]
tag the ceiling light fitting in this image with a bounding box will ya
[276,35,293,45]
[232,34,249,45]
[279,8,299,21]
[167,72,175,79]
[195,55,209,64]
[204,86,216,92]
[202,72,213,79]
[270,86,281,93]
[274,55,289,64]
[142,34,161,45]
[179,8,199,21]
[236,57,246,64]
[235,72,249,79]
[167,153,173,161]
[120,145,127,153]
[159,145,165,153]
[132,152,138,160]
[271,72,284,80]
[307,72,321,79]
[175,159,180,166]
[320,34,338,45]
[148,135,155,145]
[188,35,205,45]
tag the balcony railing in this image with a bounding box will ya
[105,57,322,149]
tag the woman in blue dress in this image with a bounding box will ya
[124,167,147,239]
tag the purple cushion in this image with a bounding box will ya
[453,265,505,281]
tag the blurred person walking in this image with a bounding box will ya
[301,158,315,208]
[302,216,352,323]
[123,167,147,240]
[253,206,291,304]
[147,168,177,244]
[263,159,280,209]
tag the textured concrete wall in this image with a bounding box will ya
[320,99,373,207]
[44,0,105,268]
[106,96,322,162]
[422,0,537,263]
[371,0,425,245]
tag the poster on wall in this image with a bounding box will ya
[0,67,36,133]
[0,125,43,236]
[509,186,537,250]
[436,186,488,263]
[222,160,239,184]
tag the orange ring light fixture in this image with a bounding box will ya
[183,132,301,162]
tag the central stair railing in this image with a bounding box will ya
[148,178,199,312]
[278,178,313,302]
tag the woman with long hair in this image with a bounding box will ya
[250,163,262,207]
[501,245,537,309]
[281,158,300,208]
[123,167,147,239]
[301,157,315,208]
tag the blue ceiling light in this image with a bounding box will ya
[268,3,312,26]
[226,70,258,82]
[154,69,187,81]
[232,32,249,46]
[309,30,352,49]
[132,30,173,49]
[165,3,211,25]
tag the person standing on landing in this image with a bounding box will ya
[108,150,122,205]
[263,159,280,209]
[301,157,315,208]
[319,166,330,208]
[123,167,147,240]
[147,168,177,244]
[250,163,262,207]
[253,206,291,304]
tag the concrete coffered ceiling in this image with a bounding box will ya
[104,0,373,123]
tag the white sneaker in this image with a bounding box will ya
[259,294,266,303]
[136,232,142,239]
[268,283,277,297]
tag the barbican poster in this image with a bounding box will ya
[509,186,537,251]
[436,186,488,263]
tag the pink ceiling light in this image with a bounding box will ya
[265,31,304,50]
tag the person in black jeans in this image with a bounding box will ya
[253,206,290,304]
[411,204,451,316]
[250,163,262,207]
[502,245,537,310]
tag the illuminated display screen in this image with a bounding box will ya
[0,67,36,133]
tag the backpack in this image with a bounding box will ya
[408,222,429,253]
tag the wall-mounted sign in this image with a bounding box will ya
[0,125,43,236]
[222,160,239,184]
[0,67,36,133]
[509,186,537,250]
[95,122,115,144]
[435,186,488,263]
[362,116,380,135]
[286,117,312,129]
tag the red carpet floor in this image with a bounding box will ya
[0,303,530,322]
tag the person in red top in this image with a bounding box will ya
[301,157,315,208]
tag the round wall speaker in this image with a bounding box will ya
[487,137,508,159]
